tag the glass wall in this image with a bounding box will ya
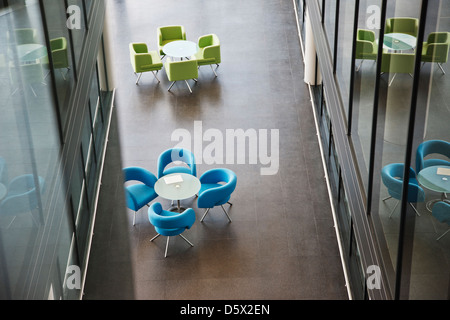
[0,0,111,299]
[298,0,450,300]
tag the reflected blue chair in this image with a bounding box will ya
[197,168,237,222]
[0,174,45,228]
[123,167,158,226]
[148,202,195,257]
[157,148,196,178]
[432,201,450,240]
[381,163,425,218]
[416,140,450,173]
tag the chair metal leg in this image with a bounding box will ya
[184,80,192,93]
[438,63,446,74]
[221,205,232,222]
[388,200,400,218]
[136,73,142,85]
[200,208,210,222]
[436,228,450,241]
[179,234,194,247]
[210,64,218,77]
[150,233,161,242]
[168,81,176,91]
[165,236,170,258]
[382,195,392,201]
[409,202,420,216]
[133,211,137,226]
[356,60,364,72]
[152,71,160,82]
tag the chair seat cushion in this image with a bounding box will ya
[126,184,157,210]
[153,209,189,236]
[423,159,450,169]
[192,49,216,65]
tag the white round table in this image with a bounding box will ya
[154,173,200,212]
[163,40,198,59]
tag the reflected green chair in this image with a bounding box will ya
[385,17,419,37]
[9,28,38,45]
[165,58,198,94]
[421,32,450,74]
[355,29,378,72]
[191,34,221,77]
[129,42,163,85]
[380,52,415,86]
[50,37,70,80]
[157,25,186,58]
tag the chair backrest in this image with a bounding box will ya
[381,52,415,74]
[157,148,196,178]
[14,28,38,45]
[198,168,237,208]
[148,202,195,230]
[357,29,375,43]
[381,163,424,202]
[424,42,450,63]
[158,26,186,43]
[416,140,450,172]
[123,166,157,186]
[165,58,199,82]
[432,201,450,225]
[385,17,419,37]
[0,174,45,216]
[50,37,69,69]
[199,34,221,63]
[426,32,449,45]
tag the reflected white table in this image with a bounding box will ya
[17,43,47,63]
[154,173,200,212]
[417,165,450,211]
[163,40,198,59]
[383,33,417,52]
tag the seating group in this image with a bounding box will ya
[381,139,450,240]
[129,25,221,93]
[123,148,237,257]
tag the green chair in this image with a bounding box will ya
[9,28,38,45]
[165,58,198,94]
[385,17,419,37]
[129,42,163,85]
[421,32,450,74]
[191,34,221,77]
[50,37,70,80]
[157,25,186,58]
[355,29,378,72]
[380,52,415,86]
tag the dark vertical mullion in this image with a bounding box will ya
[82,0,89,30]
[366,0,387,216]
[347,0,360,135]
[394,0,428,301]
[333,0,340,74]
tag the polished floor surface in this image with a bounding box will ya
[83,0,348,300]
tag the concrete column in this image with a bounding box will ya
[304,8,322,85]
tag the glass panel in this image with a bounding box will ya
[42,0,75,128]
[370,0,421,299]
[408,1,450,300]
[0,0,70,299]
[67,0,86,67]
[324,0,337,57]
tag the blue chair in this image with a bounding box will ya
[148,202,195,257]
[123,167,158,226]
[432,201,450,240]
[0,174,45,228]
[157,148,196,178]
[197,168,237,222]
[381,163,425,218]
[416,140,450,173]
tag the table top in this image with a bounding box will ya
[17,43,47,62]
[417,165,450,193]
[383,33,417,51]
[154,173,200,201]
[163,40,198,58]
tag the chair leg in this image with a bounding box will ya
[200,208,210,222]
[152,71,160,82]
[436,228,450,241]
[388,200,400,218]
[409,202,420,216]
[438,63,446,74]
[165,236,170,258]
[210,64,218,77]
[133,211,137,226]
[168,81,176,91]
[136,73,142,85]
[356,60,364,72]
[184,80,193,93]
[221,205,232,222]
[179,234,194,247]
[150,233,161,242]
